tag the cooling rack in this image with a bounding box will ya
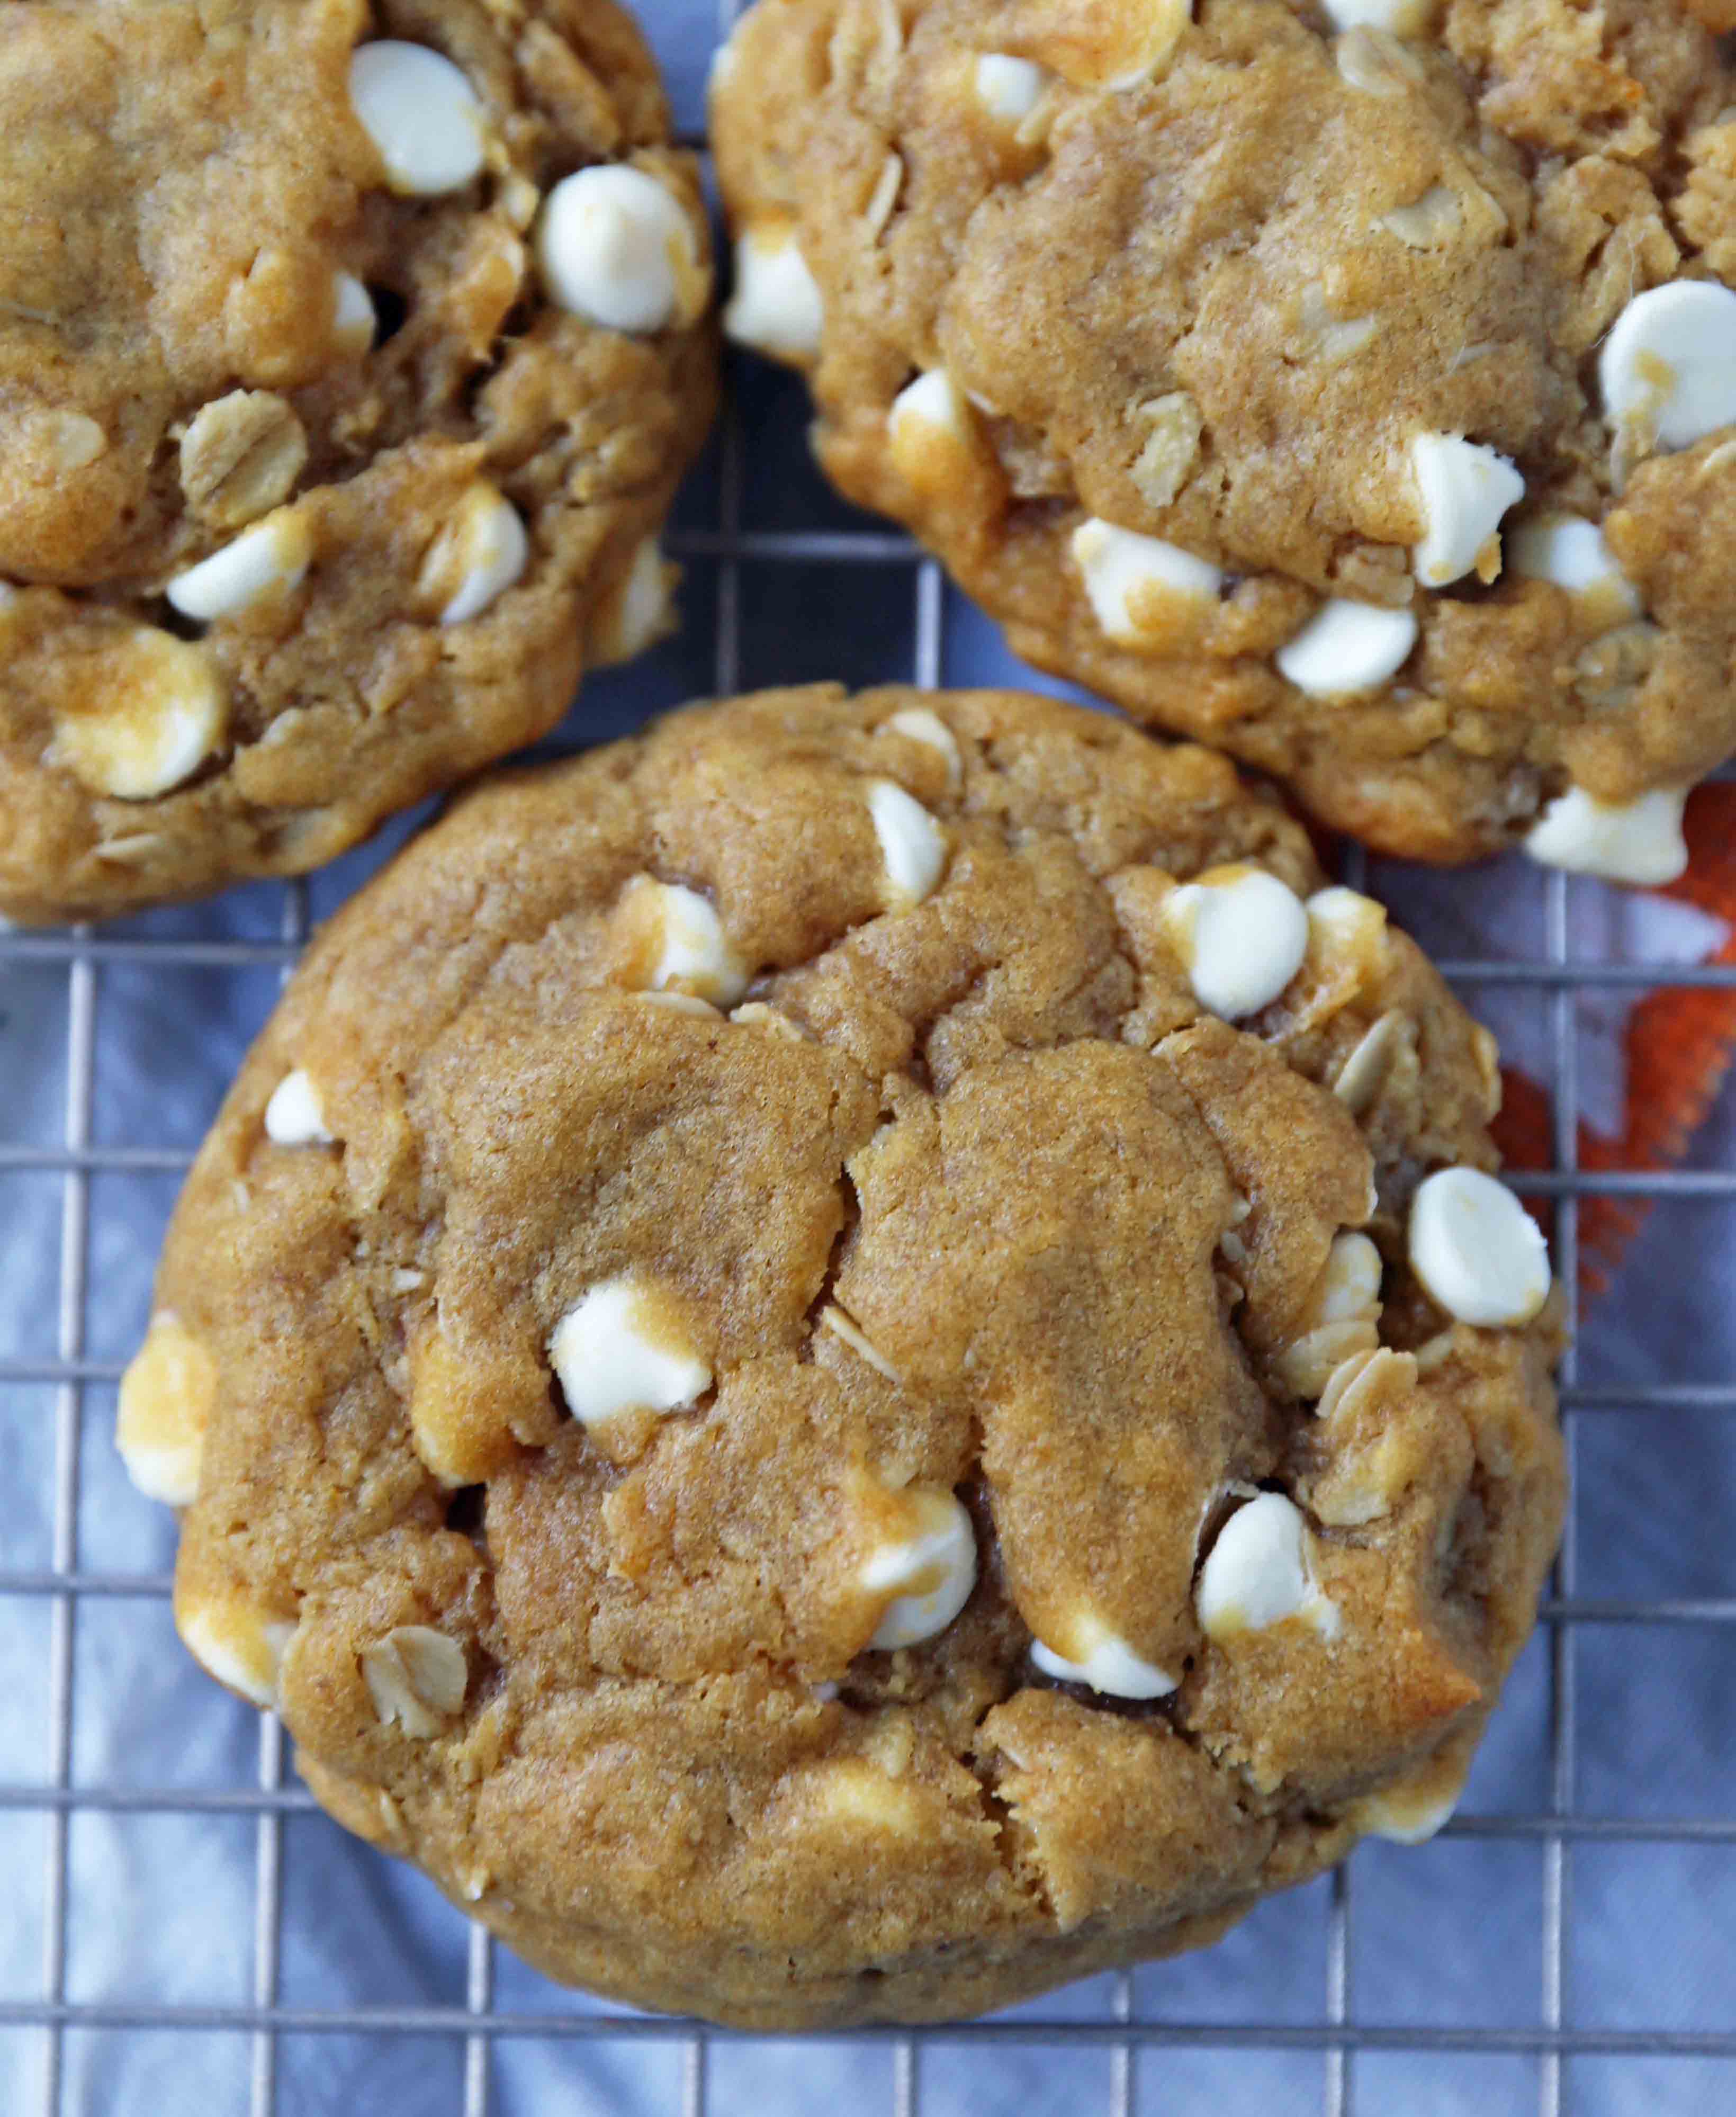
[3,4,1734,2111]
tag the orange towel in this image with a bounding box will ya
[1490,784,1736,1297]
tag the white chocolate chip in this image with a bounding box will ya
[1030,1620,1177,1700]
[588,537,674,666]
[116,1313,217,1507]
[1507,515,1640,617]
[536,165,700,334]
[1275,598,1418,697]
[888,369,972,450]
[618,876,750,1004]
[348,41,486,198]
[868,780,948,908]
[1523,783,1690,886]
[1409,432,1526,587]
[815,1759,925,1834]
[178,1599,296,1709]
[818,1303,902,1383]
[418,482,528,625]
[1317,1232,1386,1316]
[1197,1492,1337,1640]
[886,370,984,500]
[1306,882,1382,933]
[548,1275,711,1433]
[1322,0,1434,27]
[1352,1774,1463,1844]
[724,225,823,363]
[973,53,1048,124]
[1305,884,1390,991]
[1163,866,1310,1020]
[1599,282,1736,453]
[1408,1167,1551,1327]
[263,1069,334,1146]
[361,1626,468,1738]
[1072,517,1222,643]
[883,706,962,789]
[166,507,312,622]
[50,629,225,800]
[332,272,375,355]
[861,1487,977,1649]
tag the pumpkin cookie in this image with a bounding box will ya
[713,0,1736,877]
[0,0,714,922]
[119,685,1564,2026]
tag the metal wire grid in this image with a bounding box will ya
[6,473,1736,2112]
[4,10,1735,2111]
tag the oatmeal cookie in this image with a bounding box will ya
[713,0,1736,878]
[118,685,1564,2026]
[0,0,715,923]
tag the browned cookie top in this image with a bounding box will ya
[713,0,1736,875]
[0,0,715,922]
[118,686,1564,2027]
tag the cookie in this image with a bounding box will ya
[0,0,715,925]
[118,685,1564,2027]
[712,0,1736,877]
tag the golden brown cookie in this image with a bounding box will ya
[0,0,715,924]
[712,0,1736,878]
[118,685,1564,2027]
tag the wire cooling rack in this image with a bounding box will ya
[4,6,1735,2112]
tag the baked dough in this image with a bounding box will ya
[713,0,1736,877]
[120,685,1565,2026]
[0,0,715,922]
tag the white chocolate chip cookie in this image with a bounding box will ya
[132,685,1562,2030]
[713,0,1736,866]
[0,0,715,923]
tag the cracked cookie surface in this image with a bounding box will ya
[713,0,1736,877]
[122,685,1564,2026]
[0,0,714,923]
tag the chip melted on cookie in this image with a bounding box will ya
[131,686,1564,2027]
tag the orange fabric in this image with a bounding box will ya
[1489,784,1736,1298]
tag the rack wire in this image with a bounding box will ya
[4,6,1734,2111]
